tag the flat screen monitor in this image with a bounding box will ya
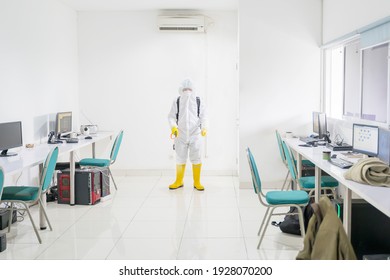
[312,111,320,134]
[318,112,328,140]
[55,111,72,137]
[353,124,379,156]
[0,121,23,157]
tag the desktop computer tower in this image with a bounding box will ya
[100,167,110,197]
[57,169,101,205]
[0,233,6,252]
[74,169,101,205]
[333,199,390,259]
[0,209,17,230]
[57,173,71,204]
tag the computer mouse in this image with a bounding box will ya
[85,136,92,140]
[331,154,337,159]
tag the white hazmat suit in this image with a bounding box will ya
[168,79,208,190]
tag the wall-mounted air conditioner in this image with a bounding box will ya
[157,15,206,32]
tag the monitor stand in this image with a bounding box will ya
[0,149,17,157]
[317,133,331,146]
[59,132,71,139]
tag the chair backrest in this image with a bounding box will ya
[281,141,298,181]
[0,167,4,200]
[110,130,124,163]
[40,147,59,193]
[246,148,262,194]
[275,130,287,164]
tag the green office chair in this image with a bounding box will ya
[79,130,123,190]
[281,141,338,198]
[275,130,314,190]
[1,147,59,244]
[246,147,309,249]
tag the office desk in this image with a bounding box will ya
[284,137,390,236]
[0,131,113,229]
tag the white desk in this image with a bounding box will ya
[284,137,390,236]
[0,131,113,229]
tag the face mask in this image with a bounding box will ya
[183,89,192,95]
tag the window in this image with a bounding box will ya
[343,41,360,118]
[361,43,389,123]
[323,37,390,127]
[324,46,344,119]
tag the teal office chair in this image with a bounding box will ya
[79,130,123,190]
[275,130,291,190]
[275,130,314,190]
[246,148,309,249]
[281,141,338,198]
[0,147,59,244]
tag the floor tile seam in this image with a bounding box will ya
[243,237,303,250]
[231,175,250,260]
[55,236,121,240]
[175,184,195,260]
[9,207,79,253]
[104,174,163,260]
[33,219,79,260]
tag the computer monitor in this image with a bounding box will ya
[352,124,379,156]
[318,112,330,142]
[312,111,320,134]
[0,121,23,157]
[55,111,72,138]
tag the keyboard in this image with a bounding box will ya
[299,137,318,144]
[329,158,353,169]
[66,138,79,143]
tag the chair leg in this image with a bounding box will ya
[7,202,14,233]
[22,202,42,244]
[331,188,337,199]
[281,170,290,191]
[108,167,117,190]
[39,199,53,231]
[296,206,306,238]
[257,207,270,236]
[257,207,275,249]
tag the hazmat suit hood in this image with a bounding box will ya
[179,78,195,95]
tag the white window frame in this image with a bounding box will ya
[322,37,390,129]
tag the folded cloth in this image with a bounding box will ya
[343,157,390,187]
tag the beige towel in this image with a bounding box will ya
[344,157,390,187]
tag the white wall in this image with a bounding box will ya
[0,0,79,184]
[323,0,390,43]
[239,0,322,187]
[78,11,238,174]
[0,0,79,144]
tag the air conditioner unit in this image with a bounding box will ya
[157,15,206,32]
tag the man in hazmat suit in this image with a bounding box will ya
[168,78,208,191]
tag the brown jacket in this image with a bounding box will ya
[296,197,357,260]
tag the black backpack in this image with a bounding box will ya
[272,204,314,235]
[176,96,201,124]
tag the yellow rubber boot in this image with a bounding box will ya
[193,164,204,191]
[169,164,186,190]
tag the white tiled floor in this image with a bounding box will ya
[0,175,303,260]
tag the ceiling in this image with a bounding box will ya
[59,0,238,11]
